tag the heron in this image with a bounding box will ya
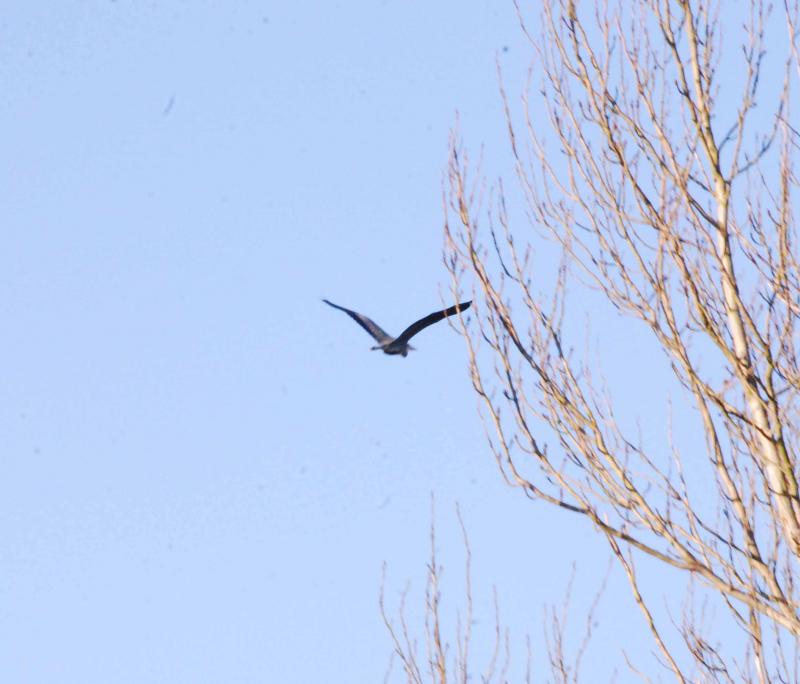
[322,298,471,357]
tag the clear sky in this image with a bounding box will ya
[0,2,746,682]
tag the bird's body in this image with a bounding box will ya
[322,298,471,357]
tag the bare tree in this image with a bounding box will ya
[380,504,607,682]
[439,0,800,680]
[380,505,516,684]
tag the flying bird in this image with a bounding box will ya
[322,298,471,357]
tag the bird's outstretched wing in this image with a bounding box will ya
[394,301,472,345]
[322,299,394,344]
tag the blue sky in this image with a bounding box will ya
[0,2,751,682]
